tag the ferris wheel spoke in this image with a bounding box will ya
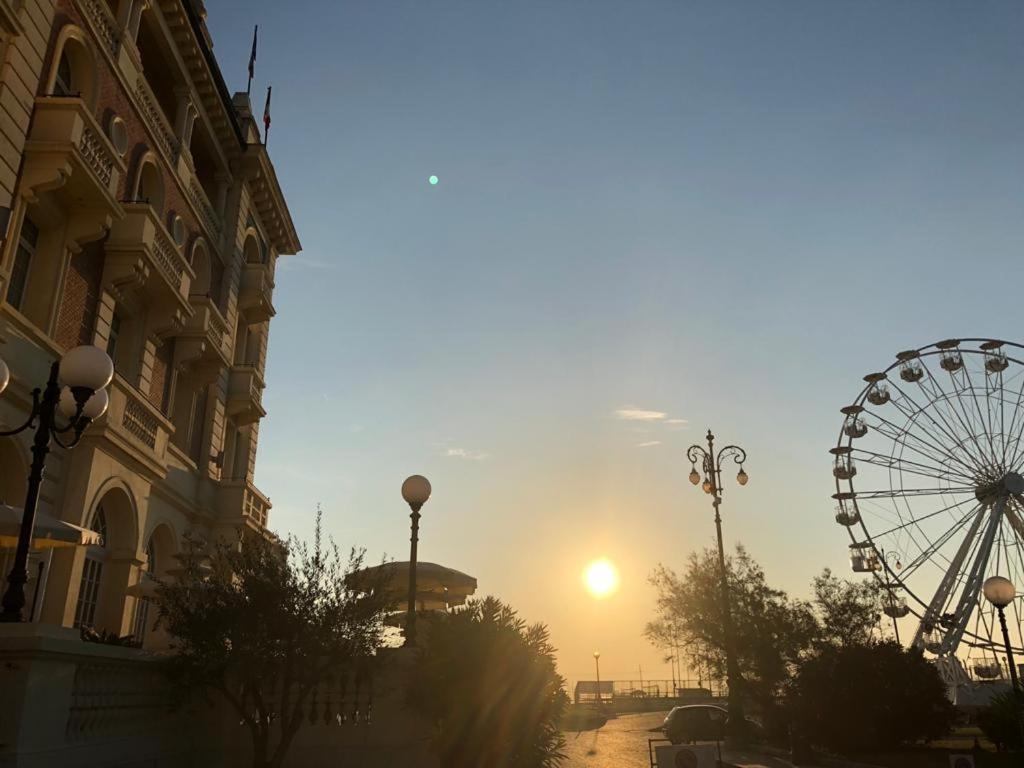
[888,378,990,474]
[957,361,1002,467]
[851,486,975,500]
[872,395,985,477]
[915,361,993,464]
[851,449,974,484]
[937,498,1004,655]
[912,506,987,648]
[999,372,1024,468]
[869,496,979,540]
[865,412,980,478]
[899,504,982,582]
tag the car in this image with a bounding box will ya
[659,704,764,745]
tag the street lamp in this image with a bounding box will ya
[0,345,113,622]
[401,474,431,647]
[686,429,748,745]
[593,651,601,707]
[982,576,1024,745]
[983,576,1021,693]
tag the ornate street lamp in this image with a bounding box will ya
[400,474,431,646]
[686,429,748,745]
[982,576,1024,743]
[593,651,601,706]
[0,345,113,622]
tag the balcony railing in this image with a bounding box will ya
[75,0,118,56]
[216,478,270,528]
[226,364,265,426]
[106,204,193,318]
[99,375,171,471]
[238,262,276,323]
[24,97,124,209]
[180,296,230,369]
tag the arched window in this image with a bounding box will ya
[135,160,165,214]
[190,240,211,296]
[47,28,97,106]
[54,52,72,96]
[74,506,107,628]
[243,233,265,264]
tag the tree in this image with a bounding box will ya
[646,546,818,715]
[977,690,1024,752]
[787,641,956,754]
[155,515,391,768]
[811,568,884,648]
[406,596,568,767]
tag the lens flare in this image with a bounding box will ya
[583,559,619,599]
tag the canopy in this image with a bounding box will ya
[348,561,477,611]
[0,505,102,549]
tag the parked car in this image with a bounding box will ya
[660,704,764,745]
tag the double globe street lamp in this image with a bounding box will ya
[982,576,1023,743]
[686,429,748,745]
[0,345,114,622]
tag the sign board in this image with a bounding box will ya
[949,756,975,768]
[654,744,717,768]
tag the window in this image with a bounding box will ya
[7,218,38,310]
[106,311,121,363]
[74,558,103,628]
[54,52,72,96]
[131,540,155,641]
[188,386,208,464]
[74,506,107,628]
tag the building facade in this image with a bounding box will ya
[0,0,298,643]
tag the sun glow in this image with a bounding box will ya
[583,558,619,599]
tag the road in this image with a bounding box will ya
[562,710,799,768]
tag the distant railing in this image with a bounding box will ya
[572,678,727,703]
[122,392,159,449]
[76,0,118,56]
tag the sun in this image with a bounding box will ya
[583,559,619,599]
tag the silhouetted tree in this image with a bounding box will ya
[646,546,818,715]
[811,568,884,648]
[977,690,1024,752]
[406,596,568,767]
[155,514,391,768]
[787,641,955,754]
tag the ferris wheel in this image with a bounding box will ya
[831,338,1024,678]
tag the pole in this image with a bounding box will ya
[996,605,1024,745]
[707,430,746,745]
[594,654,601,707]
[403,506,421,646]
[0,363,59,622]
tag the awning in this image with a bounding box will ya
[0,505,102,549]
[348,561,477,611]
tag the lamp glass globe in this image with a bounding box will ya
[401,475,431,507]
[983,576,1015,608]
[82,388,109,420]
[688,468,700,485]
[0,356,8,396]
[59,346,113,391]
[737,467,748,486]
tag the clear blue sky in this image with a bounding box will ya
[205,1,1024,682]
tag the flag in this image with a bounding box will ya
[263,85,272,133]
[248,25,258,82]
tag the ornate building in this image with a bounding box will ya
[0,0,298,643]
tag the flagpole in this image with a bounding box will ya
[246,25,258,96]
[263,85,272,148]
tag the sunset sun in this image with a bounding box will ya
[583,559,619,599]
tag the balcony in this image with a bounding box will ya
[216,478,270,529]
[226,364,265,426]
[89,374,172,476]
[238,263,276,323]
[105,203,193,335]
[22,97,125,228]
[176,296,230,379]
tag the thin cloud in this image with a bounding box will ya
[445,447,488,461]
[666,419,689,427]
[636,441,662,448]
[614,406,668,421]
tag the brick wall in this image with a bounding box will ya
[53,239,103,349]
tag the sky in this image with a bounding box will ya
[204,1,1024,684]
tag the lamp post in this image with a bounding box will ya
[686,429,748,745]
[593,651,601,706]
[982,576,1023,743]
[400,474,431,647]
[0,345,113,622]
